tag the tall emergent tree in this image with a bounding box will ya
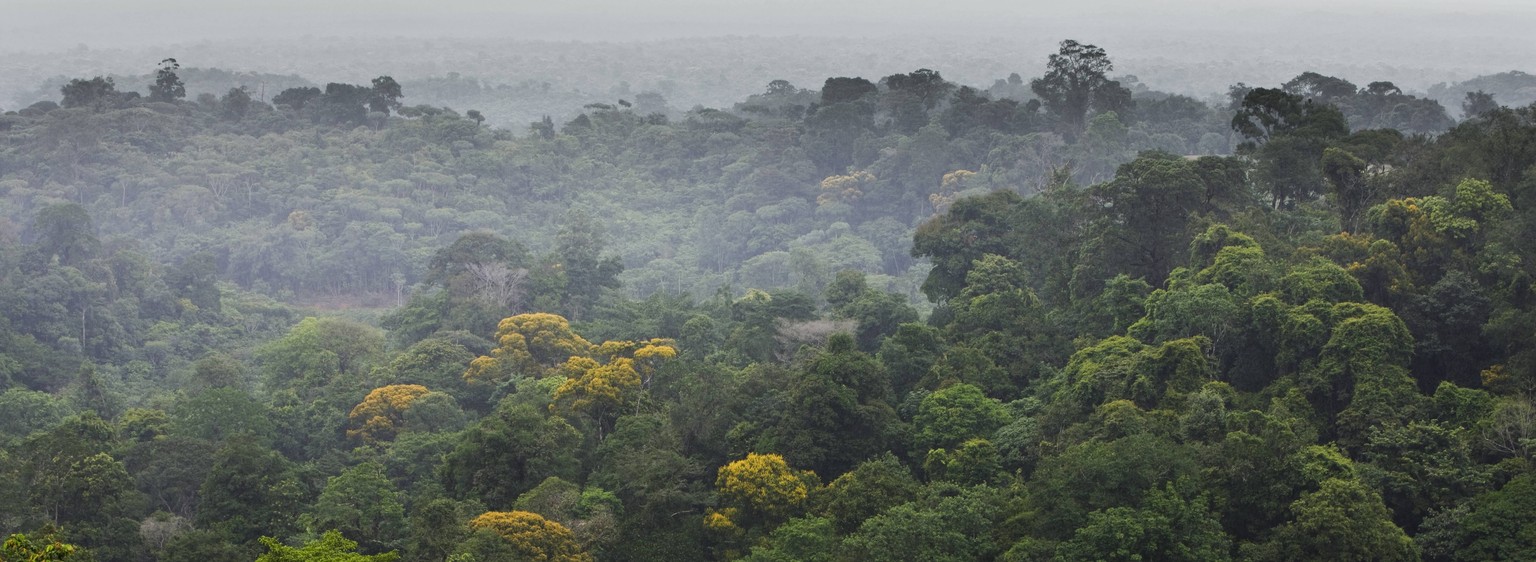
[1031,40,1133,137]
[148,58,185,103]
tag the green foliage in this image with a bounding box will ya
[913,383,1010,452]
[740,516,838,562]
[841,484,1002,562]
[308,462,406,553]
[2,532,80,561]
[818,453,922,534]
[255,530,399,562]
[441,402,581,508]
[1054,484,1231,562]
[1420,473,1536,561]
[196,437,307,544]
[263,316,385,381]
[169,387,273,443]
[1024,433,1197,540]
[1245,477,1415,562]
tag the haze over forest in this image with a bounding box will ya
[4,0,1535,128]
[4,1,1536,561]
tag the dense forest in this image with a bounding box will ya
[2,38,1536,561]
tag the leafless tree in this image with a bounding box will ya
[465,261,529,310]
[773,318,857,362]
[1485,397,1536,460]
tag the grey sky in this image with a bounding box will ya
[4,0,1534,48]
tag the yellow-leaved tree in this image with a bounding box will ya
[592,338,678,389]
[817,170,875,207]
[464,313,593,385]
[930,169,975,217]
[552,338,677,438]
[706,453,820,535]
[467,511,592,562]
[346,384,431,443]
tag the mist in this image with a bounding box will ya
[3,0,1533,114]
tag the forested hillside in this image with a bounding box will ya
[2,39,1535,561]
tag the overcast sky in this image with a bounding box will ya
[4,0,1535,49]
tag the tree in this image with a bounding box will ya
[0,388,72,439]
[550,355,641,439]
[220,87,253,121]
[30,204,98,266]
[1321,147,1372,232]
[308,462,406,554]
[59,77,119,109]
[913,383,1009,452]
[2,532,80,561]
[828,272,919,352]
[404,498,468,562]
[121,435,217,518]
[1423,473,1536,561]
[30,451,142,559]
[257,316,386,393]
[1031,40,1133,136]
[1054,484,1231,562]
[272,87,322,111]
[1231,87,1348,208]
[588,414,704,526]
[554,211,623,320]
[368,76,403,116]
[169,388,273,443]
[911,190,1030,301]
[1248,478,1415,562]
[820,77,877,105]
[755,335,896,476]
[512,477,622,555]
[255,530,399,562]
[18,414,141,556]
[841,485,1002,562]
[1088,152,1207,285]
[462,511,592,562]
[441,402,581,508]
[166,251,221,315]
[818,453,920,534]
[315,83,372,126]
[741,516,837,562]
[196,437,306,544]
[346,384,432,444]
[1361,421,1487,531]
[159,529,243,562]
[463,313,593,384]
[1024,433,1197,540]
[381,338,475,393]
[1282,72,1357,101]
[1462,91,1498,118]
[709,453,818,530]
[148,58,185,103]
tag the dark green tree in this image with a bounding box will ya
[148,58,186,103]
[1031,40,1133,136]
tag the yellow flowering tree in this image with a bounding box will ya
[706,453,819,532]
[593,338,678,388]
[467,511,592,562]
[464,313,593,385]
[817,170,875,207]
[551,356,639,439]
[930,169,975,217]
[346,384,431,444]
[552,338,677,438]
